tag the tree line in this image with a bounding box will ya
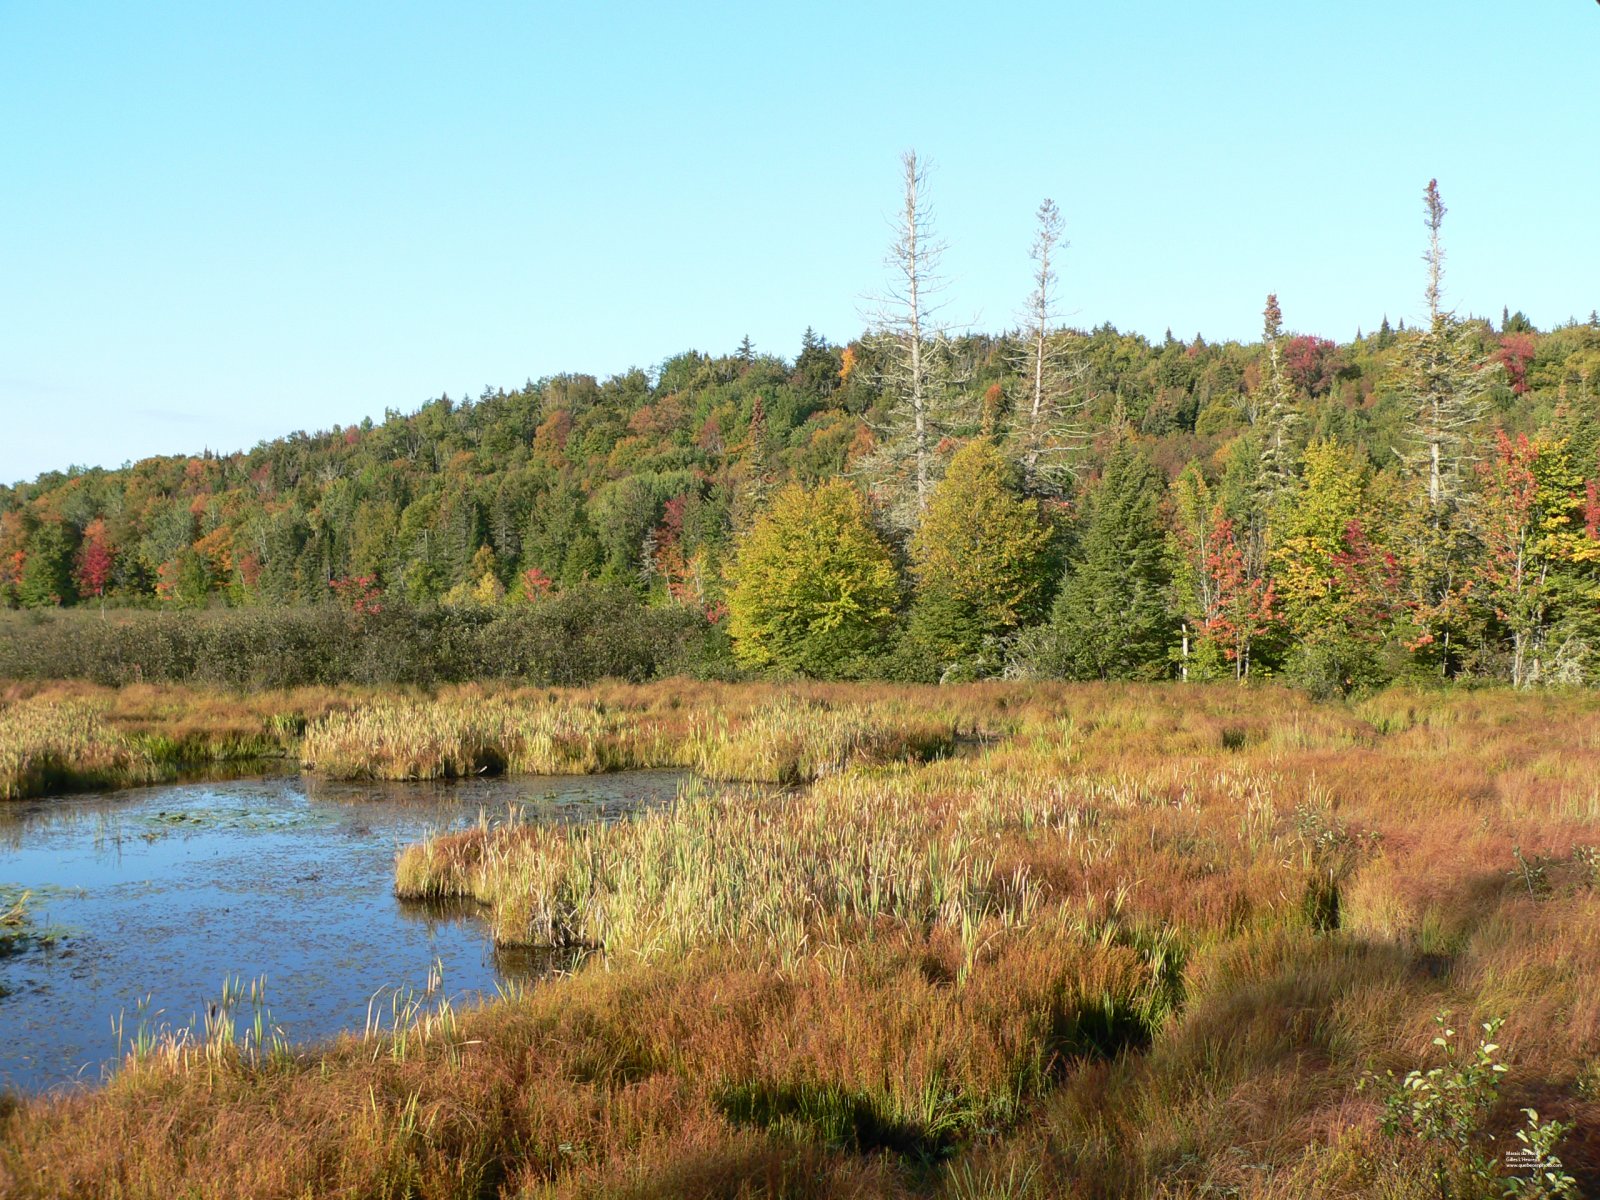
[3,163,1599,693]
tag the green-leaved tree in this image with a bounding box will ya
[904,438,1055,673]
[1046,436,1173,679]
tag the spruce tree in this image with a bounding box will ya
[1047,436,1173,679]
[731,395,774,535]
[1254,293,1301,500]
[1396,179,1497,675]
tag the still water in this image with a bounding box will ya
[0,770,682,1093]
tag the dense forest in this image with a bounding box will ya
[4,174,1599,693]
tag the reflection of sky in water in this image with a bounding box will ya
[0,771,681,1093]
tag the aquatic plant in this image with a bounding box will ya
[0,699,159,800]
[688,695,955,784]
[299,697,670,780]
[302,690,956,784]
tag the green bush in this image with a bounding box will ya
[0,587,727,688]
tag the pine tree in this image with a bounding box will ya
[1047,436,1173,679]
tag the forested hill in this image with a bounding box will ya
[4,316,1595,608]
[5,307,1600,689]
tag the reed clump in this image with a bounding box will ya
[302,690,958,783]
[0,699,161,800]
[299,698,673,780]
[689,695,956,783]
[397,772,1034,957]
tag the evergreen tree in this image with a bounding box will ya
[1046,436,1173,679]
[1254,293,1301,499]
[793,327,839,398]
[1396,179,1498,675]
[731,395,774,535]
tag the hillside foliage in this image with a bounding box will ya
[6,185,1600,691]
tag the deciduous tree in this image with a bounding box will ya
[1169,463,1276,680]
[1476,432,1600,686]
[904,438,1054,669]
[726,481,900,678]
[1272,441,1403,693]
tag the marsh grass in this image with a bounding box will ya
[302,690,958,784]
[4,683,1600,1198]
[689,695,957,784]
[0,699,161,800]
[0,684,333,800]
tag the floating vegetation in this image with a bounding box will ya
[138,805,334,836]
[0,887,67,960]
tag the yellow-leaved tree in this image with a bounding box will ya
[725,481,900,678]
[904,439,1055,673]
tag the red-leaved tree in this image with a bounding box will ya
[1201,510,1278,679]
[74,518,115,599]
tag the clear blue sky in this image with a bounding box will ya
[3,2,1597,485]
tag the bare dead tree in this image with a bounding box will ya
[1394,178,1499,676]
[1401,179,1493,514]
[1012,198,1088,493]
[858,150,967,527]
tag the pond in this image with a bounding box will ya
[0,770,684,1093]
